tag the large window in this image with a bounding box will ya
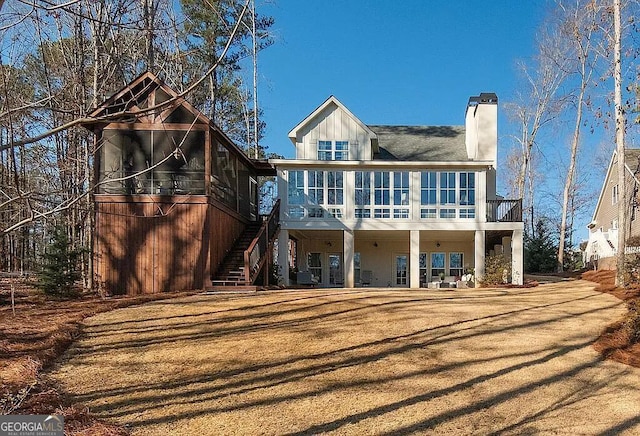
[430,253,445,279]
[421,171,476,219]
[318,140,349,160]
[449,253,464,278]
[287,170,344,218]
[355,171,408,219]
[355,171,372,218]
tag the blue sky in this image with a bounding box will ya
[256,0,548,158]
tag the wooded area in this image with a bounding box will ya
[0,0,273,291]
[503,0,639,278]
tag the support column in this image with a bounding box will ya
[278,229,289,286]
[475,230,485,285]
[344,230,355,288]
[410,230,420,288]
[512,228,524,285]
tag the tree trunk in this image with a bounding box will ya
[614,0,626,286]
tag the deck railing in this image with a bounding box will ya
[244,199,281,284]
[486,199,522,222]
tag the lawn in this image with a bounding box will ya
[48,282,640,435]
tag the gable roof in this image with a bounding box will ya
[87,71,210,126]
[287,95,377,146]
[589,148,640,226]
[368,125,468,162]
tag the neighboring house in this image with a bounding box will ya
[271,94,524,288]
[85,72,277,295]
[584,149,640,270]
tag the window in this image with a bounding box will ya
[459,172,475,206]
[374,171,391,218]
[393,172,410,218]
[327,171,343,205]
[354,171,411,219]
[449,253,463,278]
[440,172,456,205]
[288,171,304,205]
[612,185,619,204]
[308,171,324,205]
[318,140,349,160]
[354,252,361,285]
[421,171,476,219]
[288,170,343,218]
[318,141,332,160]
[431,253,445,279]
[421,172,437,205]
[355,171,371,218]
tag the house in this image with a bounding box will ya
[271,94,524,288]
[584,148,640,270]
[85,72,277,295]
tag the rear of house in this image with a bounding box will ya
[272,94,523,288]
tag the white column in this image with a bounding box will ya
[512,228,524,285]
[478,170,487,222]
[475,230,485,285]
[343,230,355,288]
[278,229,290,286]
[410,230,420,288]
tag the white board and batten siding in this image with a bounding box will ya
[295,102,373,160]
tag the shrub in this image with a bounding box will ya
[37,225,82,298]
[482,253,511,286]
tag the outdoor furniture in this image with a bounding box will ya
[361,270,372,287]
[297,271,318,287]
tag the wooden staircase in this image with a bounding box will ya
[211,222,263,288]
[209,200,280,291]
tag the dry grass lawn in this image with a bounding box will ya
[49,280,640,435]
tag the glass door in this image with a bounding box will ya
[308,253,322,285]
[396,254,408,286]
[329,253,343,286]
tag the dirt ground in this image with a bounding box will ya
[49,281,640,435]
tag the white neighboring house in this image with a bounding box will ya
[584,149,640,270]
[271,94,524,288]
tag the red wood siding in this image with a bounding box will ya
[209,202,247,275]
[94,196,210,295]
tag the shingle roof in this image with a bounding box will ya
[367,125,468,162]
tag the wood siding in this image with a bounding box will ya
[593,157,640,237]
[297,102,373,160]
[94,196,210,295]
[209,202,248,275]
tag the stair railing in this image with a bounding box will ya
[244,199,281,284]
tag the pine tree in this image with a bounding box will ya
[524,220,558,274]
[37,225,82,298]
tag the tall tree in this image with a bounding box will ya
[614,0,627,285]
[556,0,601,272]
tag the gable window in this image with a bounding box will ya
[612,185,619,204]
[318,140,349,161]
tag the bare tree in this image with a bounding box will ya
[614,0,627,285]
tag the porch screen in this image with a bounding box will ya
[98,129,205,195]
